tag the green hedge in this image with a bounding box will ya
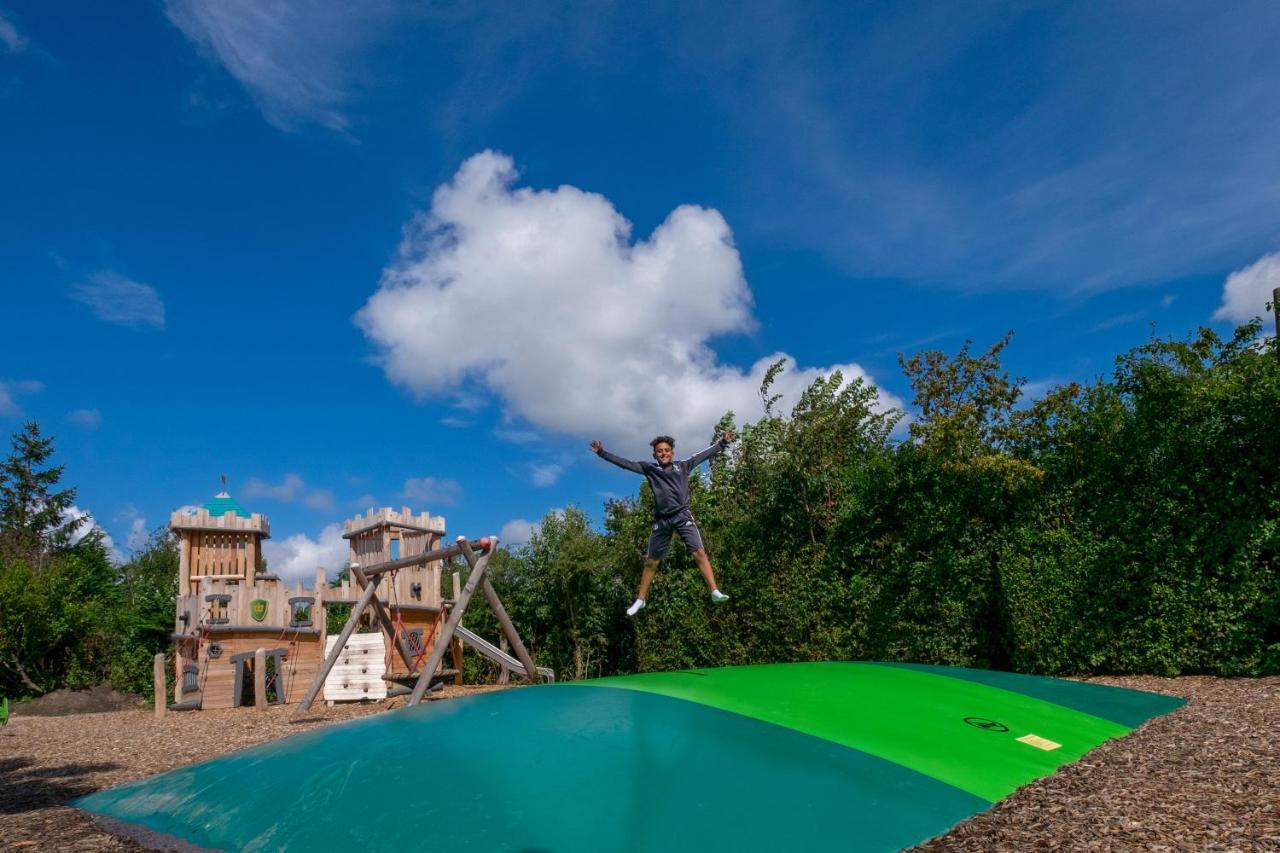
[492,323,1278,680]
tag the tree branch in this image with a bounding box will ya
[1,653,44,695]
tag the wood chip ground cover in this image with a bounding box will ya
[0,677,1275,851]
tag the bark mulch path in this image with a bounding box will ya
[0,677,1276,851]
[911,675,1280,852]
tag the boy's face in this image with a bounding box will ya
[652,442,674,464]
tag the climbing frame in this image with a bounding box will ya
[293,535,548,715]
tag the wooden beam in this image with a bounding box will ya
[254,648,267,711]
[351,565,417,673]
[459,538,542,685]
[153,653,166,719]
[497,636,510,685]
[184,625,321,637]
[173,646,185,704]
[451,570,463,685]
[342,519,443,538]
[293,572,383,715]
[187,573,260,581]
[358,538,492,578]
[1273,285,1280,346]
[406,537,490,706]
[178,535,191,596]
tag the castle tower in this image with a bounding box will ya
[343,506,445,569]
[170,485,271,598]
[343,507,447,677]
[168,482,337,711]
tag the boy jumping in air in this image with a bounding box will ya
[590,430,735,616]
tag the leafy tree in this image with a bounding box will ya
[899,332,1023,458]
[506,507,628,680]
[432,322,1279,684]
[1007,322,1279,674]
[0,535,119,696]
[108,529,180,695]
[629,362,901,671]
[0,426,182,699]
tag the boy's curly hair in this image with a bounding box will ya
[649,435,676,450]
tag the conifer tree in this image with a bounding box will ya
[0,422,85,563]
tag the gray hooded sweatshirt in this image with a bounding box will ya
[596,439,728,519]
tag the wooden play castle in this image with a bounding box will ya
[166,488,550,713]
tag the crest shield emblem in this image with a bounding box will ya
[250,598,269,622]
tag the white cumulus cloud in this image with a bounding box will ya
[499,518,536,546]
[113,506,151,554]
[63,505,125,563]
[71,272,165,329]
[262,522,348,584]
[356,151,900,451]
[125,517,149,552]
[1214,251,1280,325]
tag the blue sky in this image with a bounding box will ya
[2,1,1278,579]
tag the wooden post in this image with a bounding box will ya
[451,569,463,685]
[153,653,166,719]
[465,540,541,684]
[254,648,267,710]
[293,571,383,715]
[315,566,328,671]
[178,535,191,597]
[407,538,490,706]
[497,636,511,685]
[351,565,418,673]
[450,637,464,685]
[1273,286,1279,349]
[174,648,185,705]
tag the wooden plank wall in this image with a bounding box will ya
[177,568,330,709]
[172,508,270,597]
[195,633,326,709]
[189,571,328,631]
[385,609,443,677]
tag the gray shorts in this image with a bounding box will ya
[646,510,704,561]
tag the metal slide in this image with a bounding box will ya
[456,624,556,682]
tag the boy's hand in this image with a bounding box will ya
[721,430,736,444]
[589,440,603,453]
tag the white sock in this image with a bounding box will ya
[626,598,646,617]
[711,589,729,603]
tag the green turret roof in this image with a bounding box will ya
[203,491,250,518]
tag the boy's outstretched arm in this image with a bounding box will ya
[590,439,644,473]
[684,429,736,468]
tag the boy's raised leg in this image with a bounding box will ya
[693,549,729,603]
[627,558,661,617]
